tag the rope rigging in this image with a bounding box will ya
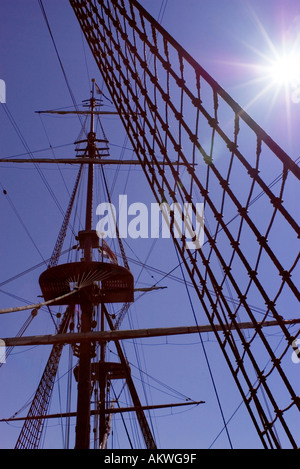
[1,103,67,219]
[48,164,84,268]
[69,0,300,449]
[14,306,74,449]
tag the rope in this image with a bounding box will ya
[0,289,79,315]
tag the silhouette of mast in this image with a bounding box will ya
[74,80,96,449]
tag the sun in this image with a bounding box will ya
[212,7,300,150]
[223,6,300,108]
[268,52,300,87]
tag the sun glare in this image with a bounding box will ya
[269,53,300,86]
[214,7,300,149]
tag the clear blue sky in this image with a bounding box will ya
[0,0,299,449]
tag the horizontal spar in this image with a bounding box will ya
[36,110,119,115]
[0,400,205,422]
[2,318,299,347]
[0,158,192,166]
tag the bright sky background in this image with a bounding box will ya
[0,0,299,450]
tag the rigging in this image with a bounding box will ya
[0,0,299,451]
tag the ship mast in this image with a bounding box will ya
[74,79,97,449]
[38,80,154,449]
[73,81,155,448]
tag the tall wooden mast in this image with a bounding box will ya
[38,81,155,449]
[74,81,96,449]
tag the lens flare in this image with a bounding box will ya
[269,53,300,86]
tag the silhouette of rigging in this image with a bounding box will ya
[1,0,299,450]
